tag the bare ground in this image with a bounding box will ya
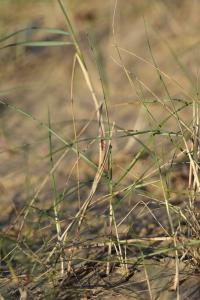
[1,0,200,299]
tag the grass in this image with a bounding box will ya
[0,0,200,299]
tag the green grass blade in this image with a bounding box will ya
[1,40,72,49]
[57,0,82,59]
[0,27,70,43]
[0,99,97,171]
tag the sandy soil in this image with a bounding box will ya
[1,1,200,299]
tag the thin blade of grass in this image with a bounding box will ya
[0,99,96,169]
[0,40,72,49]
[0,27,70,43]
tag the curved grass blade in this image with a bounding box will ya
[0,99,96,170]
[0,27,70,43]
[0,40,72,49]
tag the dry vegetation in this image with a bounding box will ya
[0,0,200,299]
